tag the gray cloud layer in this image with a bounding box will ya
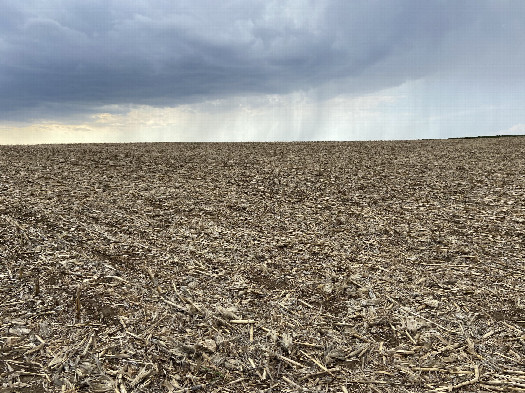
[1,0,524,121]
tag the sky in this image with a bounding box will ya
[1,0,525,144]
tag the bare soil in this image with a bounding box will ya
[1,139,524,392]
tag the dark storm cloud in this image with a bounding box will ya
[1,0,524,120]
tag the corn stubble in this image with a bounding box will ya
[1,139,524,392]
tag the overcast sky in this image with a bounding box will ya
[1,0,525,144]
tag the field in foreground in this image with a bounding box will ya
[1,139,524,392]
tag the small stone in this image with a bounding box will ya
[197,339,216,353]
[405,317,422,332]
[216,306,239,320]
[280,332,293,351]
[223,358,243,371]
[39,321,52,338]
[322,282,333,294]
[9,326,31,336]
[423,298,439,308]
[361,299,380,306]
[325,348,348,366]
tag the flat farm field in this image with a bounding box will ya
[1,139,524,392]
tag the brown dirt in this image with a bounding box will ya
[1,139,524,392]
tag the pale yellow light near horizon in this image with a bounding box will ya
[0,91,400,144]
[2,85,521,145]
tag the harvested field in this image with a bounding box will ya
[1,138,524,392]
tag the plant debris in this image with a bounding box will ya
[1,139,524,392]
